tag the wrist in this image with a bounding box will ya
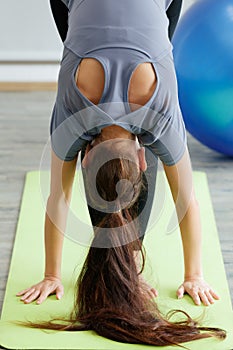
[184,273,204,281]
[44,273,61,281]
[184,265,203,281]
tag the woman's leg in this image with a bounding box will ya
[166,0,183,40]
[50,0,69,42]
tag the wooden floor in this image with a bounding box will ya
[0,91,233,321]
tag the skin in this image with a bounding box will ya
[17,59,220,306]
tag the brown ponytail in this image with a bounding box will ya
[65,209,226,348]
[22,142,226,347]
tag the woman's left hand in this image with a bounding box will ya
[176,277,220,306]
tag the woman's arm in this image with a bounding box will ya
[44,150,78,279]
[163,147,220,306]
[17,150,78,304]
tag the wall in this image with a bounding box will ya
[0,0,196,82]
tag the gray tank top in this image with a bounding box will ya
[50,0,187,165]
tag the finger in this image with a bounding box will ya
[177,285,184,299]
[16,288,32,296]
[149,290,156,300]
[189,290,201,305]
[151,288,158,298]
[36,291,50,305]
[56,285,64,300]
[209,289,220,300]
[205,290,215,304]
[142,288,156,300]
[24,290,41,304]
[20,289,35,301]
[199,291,210,306]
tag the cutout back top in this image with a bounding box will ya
[50,0,187,165]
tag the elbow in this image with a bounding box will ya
[47,193,71,208]
[189,194,200,209]
[176,194,200,219]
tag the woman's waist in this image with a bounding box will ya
[65,0,172,58]
[68,0,166,30]
[64,26,172,60]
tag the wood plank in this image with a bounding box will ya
[0,82,57,92]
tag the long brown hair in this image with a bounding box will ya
[22,140,226,348]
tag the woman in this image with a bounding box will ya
[17,0,226,346]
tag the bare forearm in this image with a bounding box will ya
[178,199,203,279]
[163,152,220,306]
[44,196,70,279]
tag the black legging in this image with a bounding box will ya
[50,0,69,42]
[167,0,183,40]
[49,0,182,245]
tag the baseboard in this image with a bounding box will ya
[0,82,57,91]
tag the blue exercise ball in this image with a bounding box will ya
[172,0,233,157]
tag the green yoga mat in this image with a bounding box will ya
[0,170,233,349]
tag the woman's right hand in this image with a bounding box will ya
[16,276,64,304]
